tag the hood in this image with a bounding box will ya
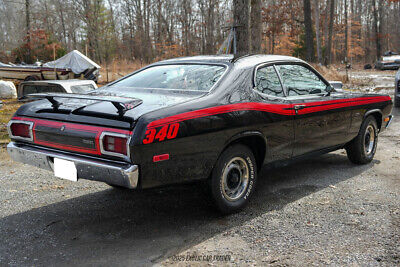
[15,87,205,129]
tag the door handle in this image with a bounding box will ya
[293,105,306,114]
[294,105,306,110]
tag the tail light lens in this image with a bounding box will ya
[8,120,33,141]
[100,132,129,158]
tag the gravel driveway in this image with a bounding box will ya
[0,109,399,266]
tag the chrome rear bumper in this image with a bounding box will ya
[7,142,139,189]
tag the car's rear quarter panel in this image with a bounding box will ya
[132,90,392,189]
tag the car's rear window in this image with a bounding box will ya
[111,64,226,91]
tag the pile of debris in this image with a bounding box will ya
[0,50,101,82]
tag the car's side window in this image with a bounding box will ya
[254,65,284,97]
[276,64,327,96]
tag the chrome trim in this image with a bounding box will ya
[7,120,34,142]
[7,142,139,189]
[99,131,131,160]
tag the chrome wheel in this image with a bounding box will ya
[221,157,249,202]
[364,125,376,155]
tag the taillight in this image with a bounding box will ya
[8,120,33,141]
[100,132,129,158]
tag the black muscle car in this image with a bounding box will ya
[7,55,394,213]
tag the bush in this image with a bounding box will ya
[12,29,66,64]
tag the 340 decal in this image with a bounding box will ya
[143,123,180,144]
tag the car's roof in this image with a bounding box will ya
[157,55,234,64]
[155,54,305,67]
[234,54,305,65]
[20,79,95,86]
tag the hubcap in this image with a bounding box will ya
[221,157,249,202]
[364,125,375,155]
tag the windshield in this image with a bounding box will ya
[111,64,226,91]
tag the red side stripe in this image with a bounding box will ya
[147,96,391,129]
[147,102,294,129]
[297,96,391,115]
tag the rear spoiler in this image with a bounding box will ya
[24,93,143,116]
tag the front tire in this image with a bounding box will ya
[346,116,378,164]
[210,144,257,214]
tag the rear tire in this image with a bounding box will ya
[346,116,378,164]
[210,144,257,214]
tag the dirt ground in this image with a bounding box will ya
[0,69,399,266]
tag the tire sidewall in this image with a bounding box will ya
[211,144,257,213]
[361,116,378,162]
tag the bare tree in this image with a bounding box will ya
[2,0,400,65]
[326,0,335,65]
[233,0,250,55]
[303,0,314,61]
[344,0,348,62]
[250,0,262,53]
[313,0,322,64]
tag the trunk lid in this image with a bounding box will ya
[14,87,204,158]
[17,87,205,129]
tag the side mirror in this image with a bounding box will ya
[329,81,343,90]
[325,85,334,96]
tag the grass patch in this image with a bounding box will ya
[0,99,22,144]
[311,64,347,83]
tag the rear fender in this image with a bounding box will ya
[221,131,268,171]
[364,109,382,130]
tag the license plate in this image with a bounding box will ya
[54,158,77,182]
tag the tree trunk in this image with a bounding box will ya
[344,0,348,62]
[25,0,31,63]
[205,0,215,54]
[323,0,330,49]
[303,0,315,61]
[233,0,250,55]
[326,0,335,65]
[378,0,384,55]
[313,0,322,64]
[372,0,381,60]
[250,0,262,53]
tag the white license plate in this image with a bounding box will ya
[54,158,77,182]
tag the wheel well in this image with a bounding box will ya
[367,112,382,131]
[230,135,266,171]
